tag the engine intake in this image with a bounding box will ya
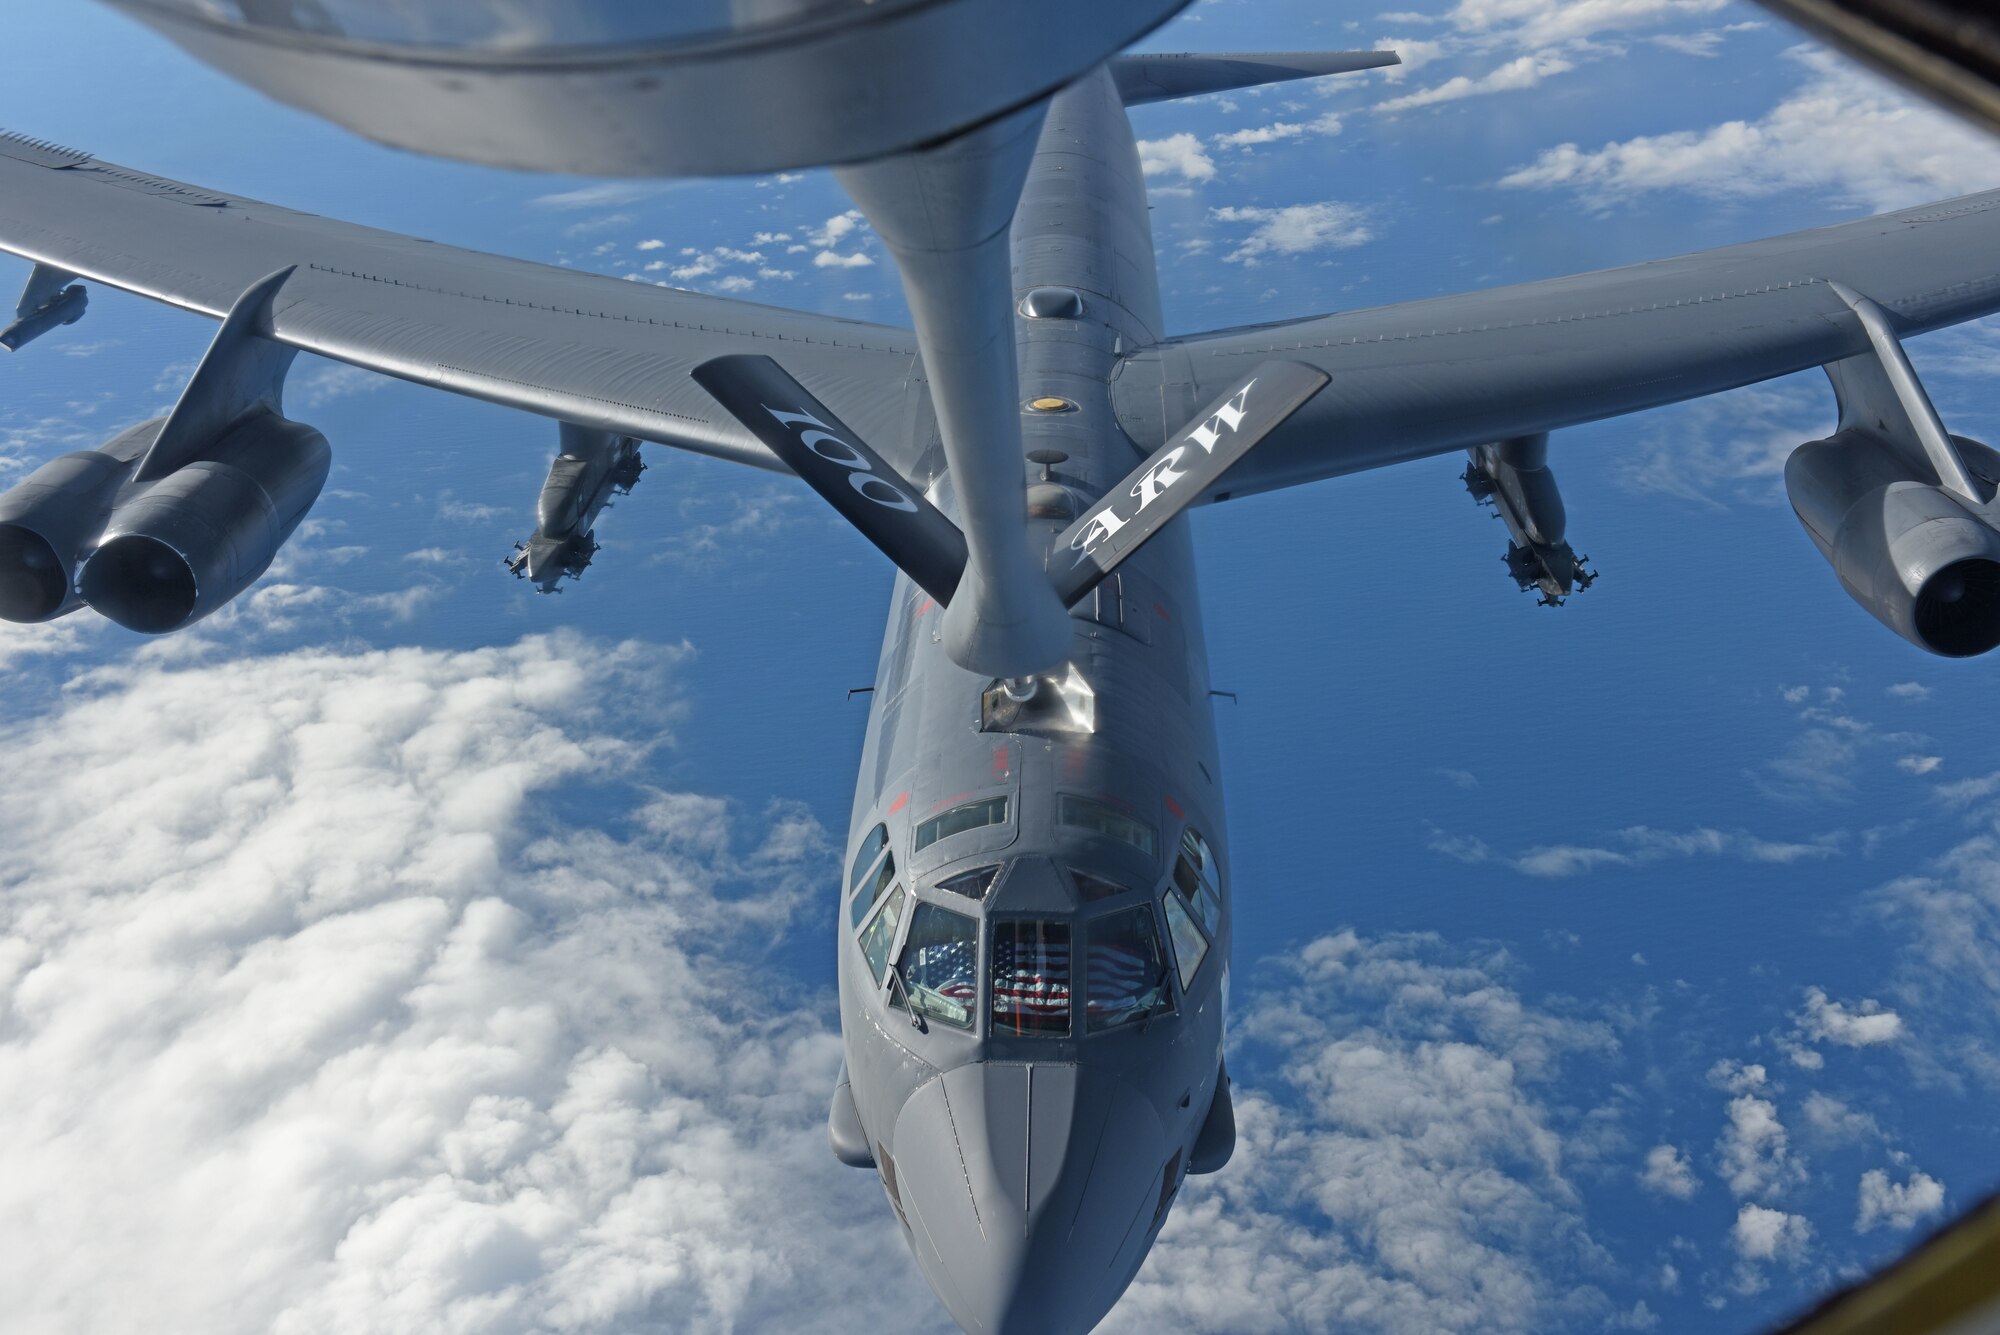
[78,410,329,634]
[0,419,158,623]
[1786,429,2000,657]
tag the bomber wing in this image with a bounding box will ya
[1110,191,2000,500]
[0,131,928,477]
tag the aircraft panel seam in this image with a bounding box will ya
[433,363,716,428]
[302,262,911,351]
[1181,274,2000,356]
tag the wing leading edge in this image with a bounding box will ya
[0,131,930,478]
[1113,191,2000,500]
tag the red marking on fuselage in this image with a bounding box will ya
[993,745,1009,778]
[1165,795,1184,820]
[1154,602,1170,621]
[915,597,935,616]
[888,791,909,815]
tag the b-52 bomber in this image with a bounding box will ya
[7,2,2000,1330]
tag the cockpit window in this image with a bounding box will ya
[850,824,889,890]
[1058,794,1156,858]
[1180,827,1213,879]
[1172,850,1222,938]
[1072,868,1127,902]
[851,851,897,929]
[894,903,979,1030]
[859,885,906,984]
[991,920,1072,1037]
[914,796,1009,852]
[1086,905,1173,1032]
[936,865,1000,901]
[1161,889,1208,991]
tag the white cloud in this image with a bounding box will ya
[808,210,865,249]
[0,635,934,1333]
[0,616,99,676]
[530,182,667,211]
[1887,682,1931,701]
[1799,987,1905,1047]
[1372,37,1449,82]
[1109,929,1621,1334]
[635,239,665,251]
[1376,51,1573,113]
[1442,823,1843,877]
[1856,1168,1945,1232]
[1801,1092,1879,1144]
[1212,122,1308,149]
[1899,755,1944,777]
[1731,1203,1811,1262]
[1137,133,1216,182]
[1612,384,1824,509]
[1935,770,2000,809]
[1444,0,1728,45]
[1709,1061,1766,1094]
[1500,47,2000,211]
[1639,1145,1698,1199]
[1716,1095,1803,1199]
[295,361,387,410]
[1212,203,1373,263]
[812,251,875,270]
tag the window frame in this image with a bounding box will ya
[1160,884,1209,992]
[914,795,1011,853]
[849,823,890,891]
[987,916,1075,1039]
[1082,902,1176,1034]
[857,882,909,986]
[1056,793,1158,859]
[890,900,982,1033]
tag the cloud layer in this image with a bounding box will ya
[0,634,931,1334]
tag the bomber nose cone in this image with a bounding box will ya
[893,1063,1168,1335]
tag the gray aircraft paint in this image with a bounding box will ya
[10,24,2000,1334]
[833,69,1231,1335]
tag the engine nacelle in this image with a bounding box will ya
[78,410,329,634]
[0,418,157,623]
[1786,429,2000,657]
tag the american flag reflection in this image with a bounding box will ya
[992,922,1071,1036]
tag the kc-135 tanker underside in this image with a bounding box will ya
[10,3,2000,1331]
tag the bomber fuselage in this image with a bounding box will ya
[833,68,1233,1335]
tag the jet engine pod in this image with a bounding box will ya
[78,412,329,634]
[0,418,161,623]
[1786,430,2000,657]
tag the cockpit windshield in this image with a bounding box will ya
[894,903,979,1030]
[1086,906,1173,1032]
[991,920,1071,1037]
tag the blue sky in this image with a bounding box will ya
[4,2,2000,1331]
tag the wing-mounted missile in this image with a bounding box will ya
[506,425,645,594]
[0,261,87,353]
[1463,433,1597,606]
[1787,286,2000,656]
